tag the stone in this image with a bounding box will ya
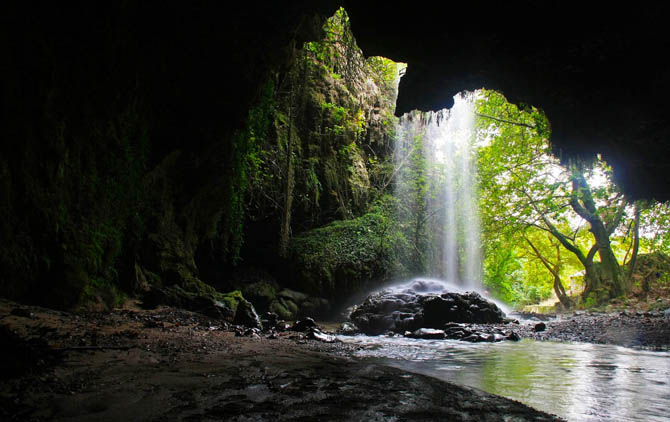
[278,289,308,304]
[533,322,547,332]
[349,289,505,336]
[233,299,263,330]
[407,328,446,340]
[507,331,521,341]
[292,317,317,332]
[241,281,278,313]
[299,297,330,319]
[262,312,279,328]
[269,299,294,321]
[307,328,336,343]
[338,321,359,335]
[664,308,670,319]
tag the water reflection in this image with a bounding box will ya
[338,336,670,422]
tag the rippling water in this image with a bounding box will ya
[338,336,670,421]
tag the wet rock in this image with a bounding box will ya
[292,317,317,332]
[338,321,359,335]
[462,333,490,343]
[533,322,547,332]
[233,299,263,330]
[350,289,505,335]
[407,328,446,339]
[507,331,521,341]
[307,328,336,343]
[236,327,261,338]
[261,312,279,328]
[664,308,670,319]
[493,333,506,342]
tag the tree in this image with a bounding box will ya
[476,90,632,304]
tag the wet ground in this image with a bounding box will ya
[513,310,670,350]
[0,299,561,421]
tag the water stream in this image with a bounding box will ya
[339,335,670,421]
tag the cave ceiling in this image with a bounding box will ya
[343,1,670,200]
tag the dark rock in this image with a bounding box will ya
[292,317,317,332]
[299,297,330,319]
[407,328,446,340]
[10,308,34,318]
[462,334,490,343]
[507,331,522,341]
[533,322,547,332]
[141,285,236,320]
[350,289,505,336]
[241,281,278,313]
[236,327,261,338]
[262,311,279,328]
[278,289,308,304]
[233,299,263,330]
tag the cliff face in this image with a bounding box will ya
[0,2,339,308]
[1,3,401,309]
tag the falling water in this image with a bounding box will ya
[395,93,481,289]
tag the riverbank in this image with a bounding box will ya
[0,299,561,421]
[513,310,670,350]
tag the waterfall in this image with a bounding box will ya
[394,93,481,289]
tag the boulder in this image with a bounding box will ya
[292,317,317,332]
[241,281,278,313]
[142,285,236,320]
[350,289,505,335]
[233,299,263,330]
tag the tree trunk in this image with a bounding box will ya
[568,165,627,300]
[626,203,641,288]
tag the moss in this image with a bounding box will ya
[269,300,294,320]
[217,290,245,315]
[242,281,278,312]
[288,197,409,298]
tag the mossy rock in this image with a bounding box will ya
[241,281,278,313]
[269,299,294,321]
[142,285,240,320]
[216,290,245,315]
[298,297,330,319]
[277,289,308,304]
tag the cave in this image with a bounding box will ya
[2,2,670,421]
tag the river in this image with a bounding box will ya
[338,335,670,421]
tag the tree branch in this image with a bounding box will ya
[476,112,536,129]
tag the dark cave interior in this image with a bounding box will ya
[2,0,670,305]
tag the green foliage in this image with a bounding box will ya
[475,89,670,307]
[289,196,410,297]
[245,6,401,253]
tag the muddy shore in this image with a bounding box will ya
[513,310,670,350]
[4,300,669,421]
[0,299,563,421]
